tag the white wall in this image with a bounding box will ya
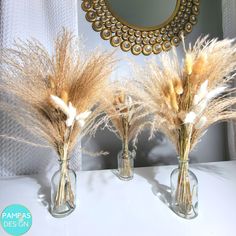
[78,0,228,170]
[0,0,81,176]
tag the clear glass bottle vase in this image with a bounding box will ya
[117,144,136,181]
[170,158,198,219]
[51,159,76,217]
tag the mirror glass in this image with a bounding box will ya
[106,0,177,29]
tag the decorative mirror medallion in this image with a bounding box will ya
[82,0,200,56]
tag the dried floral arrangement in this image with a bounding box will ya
[95,82,152,179]
[132,36,236,216]
[0,30,114,215]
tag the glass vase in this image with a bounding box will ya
[51,159,76,218]
[170,158,198,219]
[117,148,136,181]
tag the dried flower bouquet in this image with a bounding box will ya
[133,36,236,217]
[96,82,152,180]
[0,30,114,216]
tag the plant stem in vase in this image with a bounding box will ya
[171,124,198,219]
[51,158,76,217]
[117,122,135,180]
[51,138,76,217]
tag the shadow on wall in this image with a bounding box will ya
[82,122,227,171]
[82,128,179,170]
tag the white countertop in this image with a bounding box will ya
[0,161,236,236]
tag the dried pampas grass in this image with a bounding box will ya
[96,82,152,147]
[133,36,236,214]
[0,29,114,156]
[93,81,152,178]
[133,36,236,156]
[0,29,115,211]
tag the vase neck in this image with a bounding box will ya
[58,159,70,170]
[178,158,189,169]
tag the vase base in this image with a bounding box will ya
[112,169,134,181]
[172,203,198,219]
[51,206,76,218]
[118,175,133,181]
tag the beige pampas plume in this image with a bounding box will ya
[184,53,194,75]
[0,29,115,154]
[133,36,236,153]
[174,78,184,95]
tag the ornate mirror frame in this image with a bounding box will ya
[81,0,200,56]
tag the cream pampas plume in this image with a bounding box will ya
[0,29,115,213]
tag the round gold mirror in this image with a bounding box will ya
[82,0,200,56]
